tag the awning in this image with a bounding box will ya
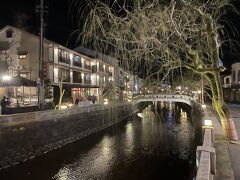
[0,75,37,87]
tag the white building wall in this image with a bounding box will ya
[231,62,240,85]
[223,75,232,88]
[0,27,21,70]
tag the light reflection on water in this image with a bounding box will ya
[0,102,196,180]
[53,102,195,180]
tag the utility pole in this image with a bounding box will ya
[36,0,47,109]
[201,75,204,104]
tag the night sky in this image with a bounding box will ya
[0,0,240,70]
[0,0,77,47]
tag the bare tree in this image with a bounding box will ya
[78,0,238,140]
[57,80,65,110]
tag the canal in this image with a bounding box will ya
[0,102,200,180]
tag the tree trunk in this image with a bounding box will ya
[206,71,238,140]
[58,82,65,110]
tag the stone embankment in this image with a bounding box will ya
[0,102,138,170]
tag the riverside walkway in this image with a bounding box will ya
[204,104,240,180]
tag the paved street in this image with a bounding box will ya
[227,104,240,180]
[209,104,240,180]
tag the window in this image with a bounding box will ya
[238,70,240,81]
[58,68,70,82]
[232,71,236,81]
[92,65,97,73]
[226,78,229,84]
[99,62,104,72]
[73,56,82,67]
[84,60,91,70]
[73,71,82,83]
[6,29,13,38]
[85,74,91,84]
[58,49,70,64]
[19,54,27,59]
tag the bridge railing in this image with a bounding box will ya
[133,93,194,103]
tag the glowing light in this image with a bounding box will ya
[103,98,108,105]
[91,74,94,81]
[137,113,143,118]
[204,119,212,126]
[60,105,67,109]
[202,104,206,109]
[2,75,11,81]
[69,53,73,60]
[54,67,58,73]
[197,90,202,94]
[68,104,73,107]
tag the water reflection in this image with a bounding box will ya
[0,102,197,180]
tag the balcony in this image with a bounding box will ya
[107,71,113,76]
[92,65,97,73]
[84,65,91,71]
[59,57,70,65]
[84,80,91,85]
[62,77,70,82]
[73,78,83,84]
[73,61,82,68]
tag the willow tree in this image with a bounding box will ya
[78,0,238,140]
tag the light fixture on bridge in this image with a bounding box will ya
[204,119,212,126]
[60,105,68,109]
[202,104,207,109]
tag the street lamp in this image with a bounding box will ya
[204,119,213,126]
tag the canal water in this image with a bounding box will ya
[0,102,199,180]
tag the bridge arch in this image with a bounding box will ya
[133,94,195,106]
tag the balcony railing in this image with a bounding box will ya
[59,57,70,64]
[62,78,70,82]
[84,65,91,70]
[73,78,83,84]
[223,83,240,88]
[85,80,91,84]
[107,71,113,76]
[73,61,82,68]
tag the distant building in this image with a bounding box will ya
[74,47,143,100]
[222,62,240,102]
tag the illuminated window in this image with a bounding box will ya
[19,54,27,59]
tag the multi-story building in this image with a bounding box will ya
[0,25,116,105]
[222,62,240,102]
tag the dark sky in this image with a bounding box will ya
[0,0,77,48]
[0,0,240,69]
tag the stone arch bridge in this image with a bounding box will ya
[133,94,195,106]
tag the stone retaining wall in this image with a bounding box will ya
[0,102,137,170]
